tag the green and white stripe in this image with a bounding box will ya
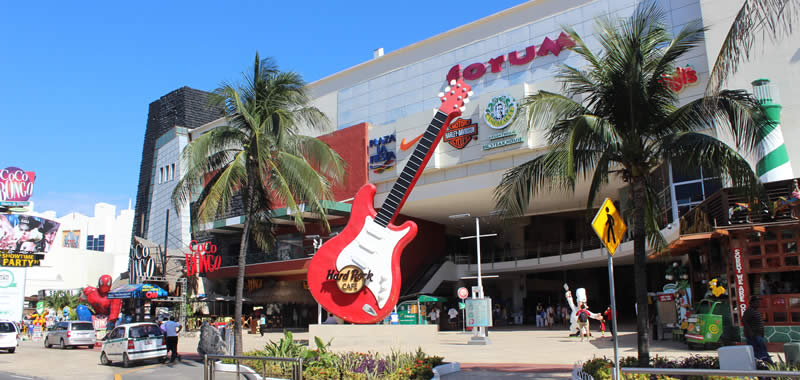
[753,79,793,182]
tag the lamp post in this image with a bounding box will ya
[449,213,496,345]
[305,232,338,325]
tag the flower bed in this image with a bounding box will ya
[580,355,794,380]
[228,331,444,379]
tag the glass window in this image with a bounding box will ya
[170,164,175,180]
[0,322,15,333]
[159,167,164,184]
[70,322,94,331]
[97,235,105,252]
[129,324,163,338]
[675,183,704,204]
[672,165,701,183]
[87,235,94,251]
[703,179,722,197]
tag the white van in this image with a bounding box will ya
[0,321,19,353]
[100,322,166,367]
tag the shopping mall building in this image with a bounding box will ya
[133,0,800,340]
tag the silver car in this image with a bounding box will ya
[45,321,96,349]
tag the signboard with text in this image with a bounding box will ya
[0,167,36,205]
[0,268,26,322]
[466,297,493,327]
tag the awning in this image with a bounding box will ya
[199,200,352,232]
[417,295,447,303]
[108,284,169,299]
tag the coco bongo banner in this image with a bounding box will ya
[0,167,36,206]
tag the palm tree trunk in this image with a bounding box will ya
[233,189,253,356]
[632,179,650,367]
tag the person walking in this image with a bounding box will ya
[603,306,615,336]
[743,296,773,363]
[535,303,544,327]
[162,316,183,363]
[576,304,591,342]
[258,314,266,337]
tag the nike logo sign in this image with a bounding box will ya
[400,133,424,151]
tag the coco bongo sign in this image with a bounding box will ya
[186,240,222,276]
[733,247,750,317]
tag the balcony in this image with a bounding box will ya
[679,178,800,235]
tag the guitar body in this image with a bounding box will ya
[308,183,417,324]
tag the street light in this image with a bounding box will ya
[449,213,496,345]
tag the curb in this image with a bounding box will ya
[432,362,460,379]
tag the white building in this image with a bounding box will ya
[25,202,134,296]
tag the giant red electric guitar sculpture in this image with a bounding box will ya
[308,78,473,324]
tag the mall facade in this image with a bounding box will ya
[133,0,800,337]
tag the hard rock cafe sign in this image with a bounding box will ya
[443,118,478,149]
[484,95,518,130]
[327,265,374,294]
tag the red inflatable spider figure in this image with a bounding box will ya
[83,275,121,321]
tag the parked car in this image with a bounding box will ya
[100,322,166,367]
[44,321,96,349]
[0,320,20,353]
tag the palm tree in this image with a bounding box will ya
[494,4,767,365]
[708,0,800,93]
[173,53,345,355]
[43,290,83,314]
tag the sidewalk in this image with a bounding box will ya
[176,325,709,365]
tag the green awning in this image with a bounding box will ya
[269,200,352,224]
[417,295,446,303]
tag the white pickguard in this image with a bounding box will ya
[336,215,410,313]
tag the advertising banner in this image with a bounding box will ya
[0,267,26,322]
[0,214,60,254]
[0,167,36,204]
[466,297,493,327]
[62,230,80,248]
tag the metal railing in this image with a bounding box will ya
[204,354,303,380]
[620,367,800,378]
[450,237,612,267]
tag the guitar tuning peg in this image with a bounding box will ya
[468,91,474,97]
[437,92,444,98]
[450,79,456,86]
[445,86,451,92]
[459,106,465,112]
[463,98,470,104]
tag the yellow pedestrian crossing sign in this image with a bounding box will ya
[591,198,627,256]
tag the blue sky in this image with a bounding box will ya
[0,0,525,217]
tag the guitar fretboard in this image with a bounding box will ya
[374,110,450,227]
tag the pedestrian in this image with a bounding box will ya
[448,306,458,328]
[259,314,266,337]
[546,305,554,328]
[428,306,439,325]
[576,304,591,342]
[162,316,183,363]
[535,303,543,327]
[603,306,615,336]
[600,317,606,337]
[743,296,773,363]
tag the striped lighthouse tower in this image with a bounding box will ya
[752,79,793,182]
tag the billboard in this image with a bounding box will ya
[63,230,80,248]
[0,214,60,254]
[0,167,36,204]
[0,268,26,322]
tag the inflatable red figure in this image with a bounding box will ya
[83,275,121,321]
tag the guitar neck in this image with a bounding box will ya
[374,110,452,227]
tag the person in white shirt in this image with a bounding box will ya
[448,307,458,328]
[162,316,182,362]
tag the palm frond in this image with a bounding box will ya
[707,0,800,94]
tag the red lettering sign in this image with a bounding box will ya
[186,240,222,276]
[0,167,36,202]
[446,32,576,83]
[660,66,698,92]
[733,247,749,318]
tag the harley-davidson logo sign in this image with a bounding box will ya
[443,118,478,149]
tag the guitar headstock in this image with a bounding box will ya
[438,77,473,116]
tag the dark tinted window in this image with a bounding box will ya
[71,323,94,331]
[0,323,15,333]
[129,324,162,338]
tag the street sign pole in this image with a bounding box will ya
[607,248,620,380]
[591,198,626,380]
